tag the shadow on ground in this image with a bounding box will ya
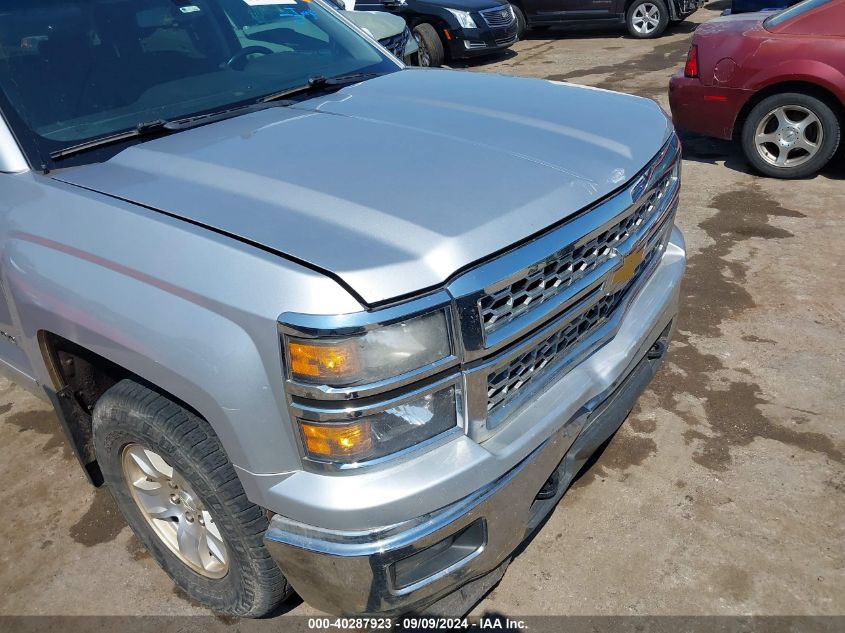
[680,132,845,180]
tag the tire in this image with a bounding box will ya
[511,4,527,39]
[412,23,445,67]
[626,0,669,38]
[92,380,291,617]
[741,92,841,179]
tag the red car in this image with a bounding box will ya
[669,0,845,178]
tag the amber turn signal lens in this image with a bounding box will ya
[299,421,373,461]
[288,338,360,382]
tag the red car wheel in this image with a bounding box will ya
[742,92,841,179]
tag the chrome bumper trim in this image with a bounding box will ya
[468,199,676,440]
[264,315,674,616]
[449,136,680,363]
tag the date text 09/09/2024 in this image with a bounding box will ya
[307,617,529,630]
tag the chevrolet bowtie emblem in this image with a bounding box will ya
[611,248,645,287]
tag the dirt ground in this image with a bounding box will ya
[0,2,842,625]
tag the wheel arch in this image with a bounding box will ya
[733,80,845,140]
[624,0,676,19]
[407,15,451,34]
[38,330,221,487]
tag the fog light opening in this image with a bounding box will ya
[392,519,486,591]
[535,470,560,501]
[647,339,667,360]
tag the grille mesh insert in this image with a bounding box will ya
[485,229,667,415]
[379,27,410,59]
[480,6,515,27]
[486,291,623,413]
[479,175,672,335]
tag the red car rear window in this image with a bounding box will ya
[764,0,831,28]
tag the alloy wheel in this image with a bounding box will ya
[631,3,661,35]
[754,105,823,169]
[121,444,229,578]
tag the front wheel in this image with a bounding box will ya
[412,23,445,67]
[626,0,669,38]
[93,380,291,617]
[741,92,841,179]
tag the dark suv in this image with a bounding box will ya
[354,0,519,66]
[510,0,704,39]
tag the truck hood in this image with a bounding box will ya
[54,69,672,306]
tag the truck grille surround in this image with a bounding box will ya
[451,135,681,438]
[479,176,671,335]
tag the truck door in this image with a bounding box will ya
[529,0,615,21]
[0,192,36,388]
[0,115,37,389]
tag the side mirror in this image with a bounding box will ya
[326,0,346,10]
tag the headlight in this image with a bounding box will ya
[298,385,459,464]
[445,8,477,29]
[280,295,461,468]
[285,309,452,387]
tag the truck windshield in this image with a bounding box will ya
[0,0,398,166]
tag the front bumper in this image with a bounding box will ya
[264,227,685,616]
[447,24,518,59]
[668,72,752,140]
[677,0,707,16]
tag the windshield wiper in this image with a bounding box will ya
[49,119,175,161]
[258,72,387,103]
[48,103,280,161]
[50,72,389,161]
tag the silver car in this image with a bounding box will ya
[0,0,684,618]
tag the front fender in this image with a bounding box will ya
[0,172,363,480]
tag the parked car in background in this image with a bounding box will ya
[509,0,704,39]
[1,0,684,619]
[326,0,420,63]
[347,0,518,66]
[669,0,844,178]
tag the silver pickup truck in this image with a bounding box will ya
[0,0,684,619]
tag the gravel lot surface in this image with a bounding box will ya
[0,3,842,626]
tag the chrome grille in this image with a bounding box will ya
[380,27,410,59]
[450,134,681,441]
[487,290,624,413]
[486,225,669,415]
[480,6,515,27]
[478,173,673,335]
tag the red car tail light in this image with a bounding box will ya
[684,45,699,78]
